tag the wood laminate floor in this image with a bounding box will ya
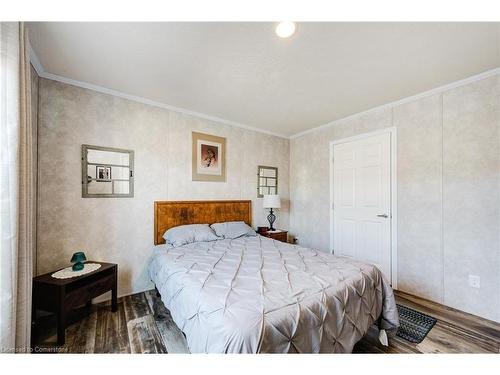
[33,290,500,353]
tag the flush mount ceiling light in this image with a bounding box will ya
[275,22,296,38]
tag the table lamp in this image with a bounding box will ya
[263,194,281,231]
[71,251,87,271]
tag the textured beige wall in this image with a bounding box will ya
[290,75,500,322]
[37,74,500,322]
[37,78,290,297]
[442,78,500,320]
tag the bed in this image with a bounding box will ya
[149,200,399,353]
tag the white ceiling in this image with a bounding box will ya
[28,22,500,137]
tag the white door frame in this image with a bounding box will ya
[329,127,398,288]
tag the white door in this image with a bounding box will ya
[333,132,392,281]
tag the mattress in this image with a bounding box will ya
[149,235,399,353]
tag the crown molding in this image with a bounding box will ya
[40,72,288,139]
[29,44,500,141]
[29,47,288,139]
[28,42,44,76]
[290,67,500,139]
[47,72,289,138]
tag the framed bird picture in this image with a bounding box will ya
[192,131,226,182]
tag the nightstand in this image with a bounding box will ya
[32,262,117,345]
[260,229,288,243]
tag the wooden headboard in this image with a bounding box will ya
[154,200,252,245]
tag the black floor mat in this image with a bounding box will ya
[396,304,437,343]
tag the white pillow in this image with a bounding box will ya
[163,224,219,247]
[210,221,256,239]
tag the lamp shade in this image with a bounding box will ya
[263,194,281,209]
[70,251,87,264]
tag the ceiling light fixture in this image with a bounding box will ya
[275,22,296,38]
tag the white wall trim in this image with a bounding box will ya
[40,72,289,139]
[28,47,288,140]
[292,67,500,140]
[28,42,44,76]
[329,126,398,288]
[390,125,398,290]
[30,42,500,141]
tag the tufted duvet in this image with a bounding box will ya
[149,235,399,353]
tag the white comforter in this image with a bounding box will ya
[149,235,399,353]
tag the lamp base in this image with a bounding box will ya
[267,208,276,231]
[72,262,84,271]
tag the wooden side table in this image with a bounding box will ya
[259,229,288,243]
[32,262,117,345]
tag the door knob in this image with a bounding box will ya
[377,214,389,218]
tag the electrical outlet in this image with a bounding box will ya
[468,275,480,289]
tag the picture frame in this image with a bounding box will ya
[192,132,226,182]
[96,165,112,181]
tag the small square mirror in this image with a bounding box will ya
[82,145,134,198]
[257,166,278,198]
